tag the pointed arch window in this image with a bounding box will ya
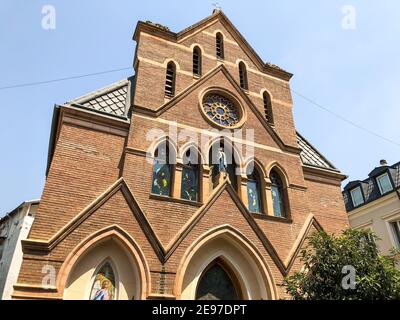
[263,91,274,125]
[216,32,224,59]
[151,142,173,196]
[196,260,240,300]
[193,46,202,77]
[247,167,262,213]
[181,147,200,202]
[238,62,248,90]
[165,62,176,97]
[90,261,116,300]
[270,170,286,217]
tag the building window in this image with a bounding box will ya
[350,186,364,207]
[90,261,116,300]
[181,148,200,202]
[263,91,274,125]
[391,221,400,249]
[193,46,202,76]
[151,142,173,196]
[195,260,240,300]
[270,170,286,217]
[216,32,224,59]
[376,173,393,195]
[238,62,248,90]
[247,169,262,213]
[165,61,176,97]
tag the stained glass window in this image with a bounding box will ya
[151,143,172,196]
[247,174,262,213]
[203,95,240,127]
[196,262,239,300]
[181,166,199,201]
[90,261,116,300]
[270,171,285,217]
[181,148,199,201]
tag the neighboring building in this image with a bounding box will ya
[0,200,39,300]
[343,160,400,257]
[13,10,349,300]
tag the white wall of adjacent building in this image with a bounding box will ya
[348,192,400,259]
[0,200,39,300]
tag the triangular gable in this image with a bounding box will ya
[22,176,324,275]
[21,178,165,262]
[133,64,299,154]
[164,177,324,276]
[134,10,292,81]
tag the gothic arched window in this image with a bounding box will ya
[270,170,286,217]
[216,32,224,59]
[196,260,240,300]
[193,46,202,76]
[238,62,248,90]
[181,148,200,202]
[263,91,274,125]
[90,261,116,300]
[165,61,176,97]
[247,168,262,213]
[151,142,173,196]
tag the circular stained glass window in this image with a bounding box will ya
[202,94,241,127]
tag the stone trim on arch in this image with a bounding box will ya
[147,135,179,162]
[58,225,151,300]
[173,225,278,300]
[265,160,290,187]
[179,141,206,165]
[204,134,245,167]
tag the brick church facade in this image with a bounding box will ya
[13,10,349,300]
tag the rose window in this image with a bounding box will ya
[202,94,240,127]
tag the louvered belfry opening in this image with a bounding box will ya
[193,46,202,76]
[263,91,274,125]
[165,62,176,97]
[238,62,248,90]
[216,32,224,59]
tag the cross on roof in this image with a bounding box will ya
[212,2,222,11]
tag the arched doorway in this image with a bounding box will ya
[176,227,277,300]
[63,237,142,300]
[196,258,242,300]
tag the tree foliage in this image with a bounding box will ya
[285,229,400,300]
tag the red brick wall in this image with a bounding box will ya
[15,16,349,300]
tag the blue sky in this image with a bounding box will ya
[1,0,399,215]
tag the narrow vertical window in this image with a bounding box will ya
[247,168,262,213]
[90,261,116,300]
[263,91,274,125]
[181,148,200,201]
[238,62,248,90]
[151,142,172,196]
[270,170,286,217]
[193,46,202,76]
[216,32,224,59]
[391,221,400,248]
[165,62,176,97]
